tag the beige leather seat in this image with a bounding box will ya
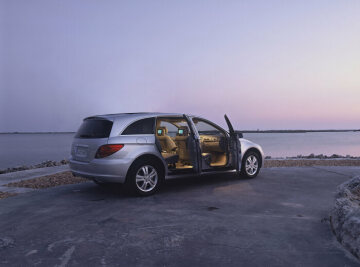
[175,126,190,163]
[156,127,177,153]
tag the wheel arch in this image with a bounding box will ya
[126,153,166,180]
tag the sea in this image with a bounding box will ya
[0,132,360,169]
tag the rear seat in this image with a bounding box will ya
[156,127,179,165]
[156,127,177,153]
[175,126,190,164]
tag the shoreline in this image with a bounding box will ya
[0,160,69,174]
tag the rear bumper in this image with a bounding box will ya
[69,157,132,183]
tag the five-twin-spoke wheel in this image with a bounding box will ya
[126,159,163,196]
[135,165,158,192]
[241,152,260,178]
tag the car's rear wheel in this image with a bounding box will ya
[241,151,260,178]
[125,159,163,196]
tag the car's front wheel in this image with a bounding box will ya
[241,151,261,178]
[125,159,163,196]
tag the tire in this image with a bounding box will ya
[241,151,261,178]
[125,159,164,196]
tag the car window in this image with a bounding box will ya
[75,119,113,139]
[158,120,190,137]
[159,121,178,137]
[192,119,225,136]
[121,118,155,135]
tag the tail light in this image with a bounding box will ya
[95,144,124,158]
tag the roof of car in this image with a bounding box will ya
[85,112,194,121]
[83,112,229,136]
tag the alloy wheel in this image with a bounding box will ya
[135,165,158,192]
[245,155,258,176]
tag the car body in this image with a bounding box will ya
[70,112,264,195]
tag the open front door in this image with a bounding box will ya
[183,114,201,174]
[224,114,241,173]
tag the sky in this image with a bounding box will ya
[1,0,360,132]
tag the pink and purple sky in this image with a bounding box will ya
[1,0,359,131]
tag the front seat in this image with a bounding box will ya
[175,126,190,164]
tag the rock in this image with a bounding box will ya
[330,176,360,259]
[60,159,68,164]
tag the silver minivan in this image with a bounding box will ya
[70,113,264,196]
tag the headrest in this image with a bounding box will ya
[177,126,189,136]
[157,127,167,136]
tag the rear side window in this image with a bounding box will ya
[122,118,155,135]
[75,119,113,139]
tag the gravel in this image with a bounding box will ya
[5,171,88,189]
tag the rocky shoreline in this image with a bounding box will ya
[5,171,87,189]
[265,153,360,160]
[0,160,69,175]
[264,159,360,168]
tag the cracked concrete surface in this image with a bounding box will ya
[0,167,359,266]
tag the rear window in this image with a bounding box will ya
[122,118,155,135]
[75,119,113,139]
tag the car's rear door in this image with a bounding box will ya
[224,114,241,173]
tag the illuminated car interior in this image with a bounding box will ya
[156,118,193,170]
[156,117,228,171]
[192,118,228,168]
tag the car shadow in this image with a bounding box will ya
[82,173,249,198]
[160,173,243,193]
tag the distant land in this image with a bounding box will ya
[0,129,359,134]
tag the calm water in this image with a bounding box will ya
[0,132,360,169]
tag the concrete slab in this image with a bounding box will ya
[0,165,69,186]
[0,186,35,194]
[0,167,359,266]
